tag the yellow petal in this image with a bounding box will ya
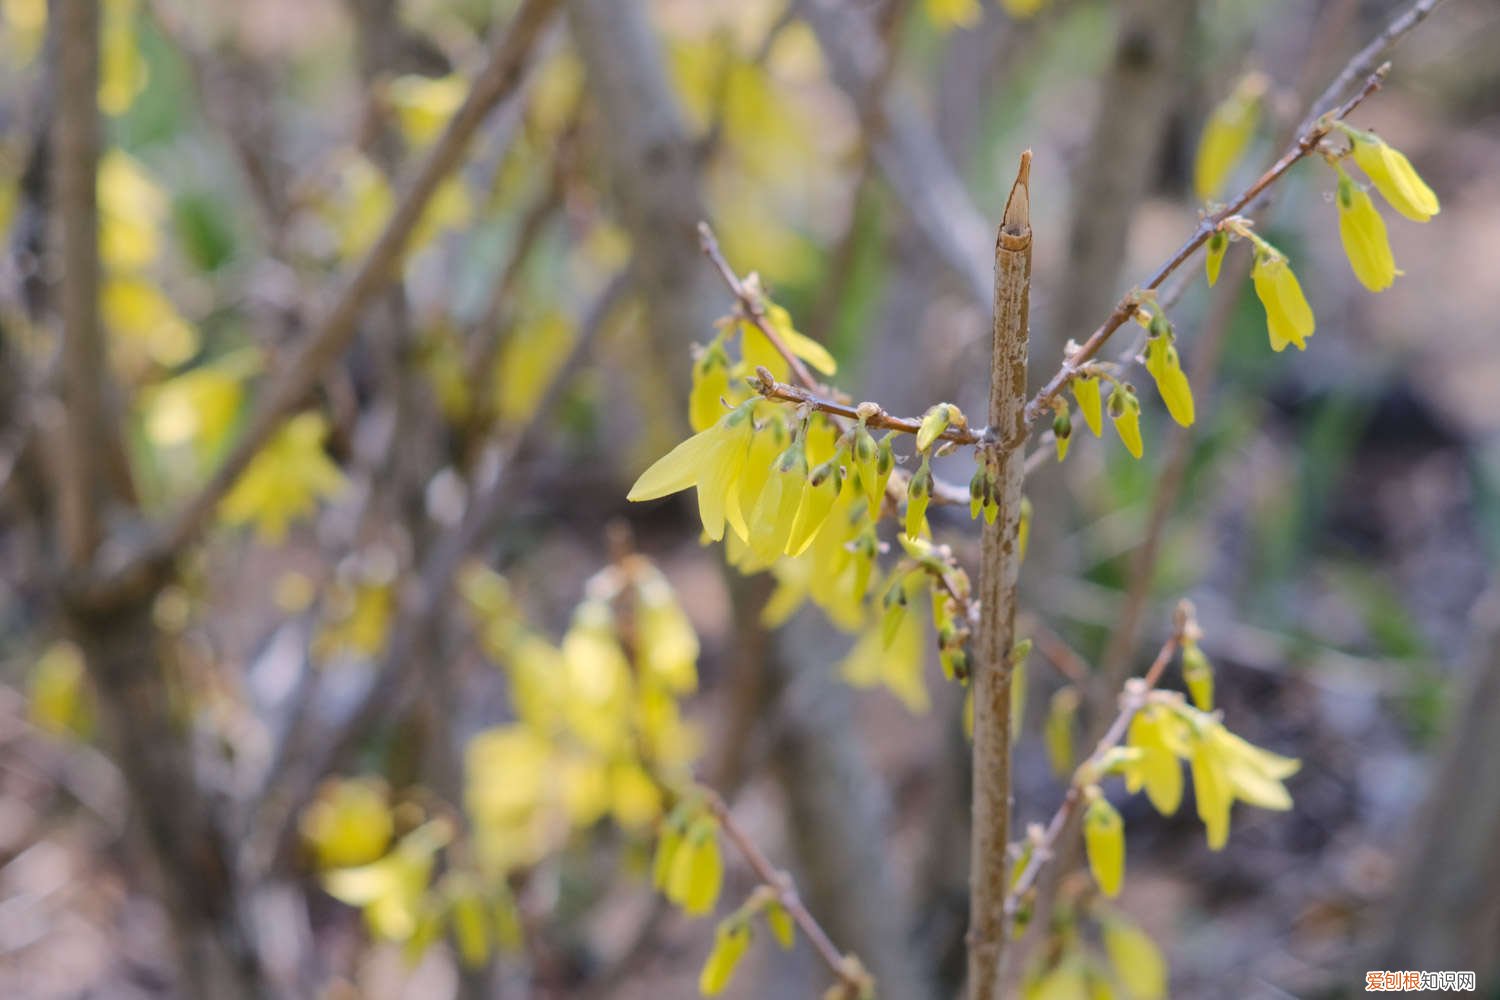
[767,303,837,376]
[1205,229,1228,287]
[1102,916,1168,1000]
[1251,254,1315,352]
[1189,741,1232,850]
[1144,339,1195,428]
[1072,375,1104,436]
[1337,174,1398,292]
[699,921,751,996]
[1194,74,1264,201]
[1083,794,1125,897]
[1351,132,1439,222]
[627,425,722,502]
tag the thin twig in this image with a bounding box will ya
[698,222,826,393]
[1003,605,1189,914]
[1022,66,1389,429]
[702,788,869,995]
[751,368,983,446]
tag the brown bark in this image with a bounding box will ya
[967,154,1033,999]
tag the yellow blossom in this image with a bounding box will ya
[1205,228,1228,287]
[1194,73,1266,201]
[699,919,751,996]
[1349,129,1439,222]
[1336,168,1398,291]
[1143,333,1195,428]
[628,402,755,542]
[1072,374,1104,436]
[1102,914,1168,1000]
[1251,250,1315,352]
[1107,384,1144,459]
[1083,791,1125,897]
[221,412,346,541]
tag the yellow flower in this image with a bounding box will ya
[689,341,732,432]
[1205,229,1228,287]
[1251,251,1315,352]
[666,815,723,916]
[925,0,982,30]
[1124,708,1183,816]
[699,920,751,996]
[1194,73,1266,201]
[840,585,928,713]
[1336,169,1398,292]
[1189,739,1232,850]
[628,403,755,542]
[1143,333,1195,428]
[1083,791,1125,898]
[747,439,809,561]
[786,458,841,556]
[1072,374,1104,436]
[1107,384,1144,460]
[1349,129,1439,222]
[764,901,795,949]
[1102,914,1168,1000]
[221,412,346,541]
[905,456,932,540]
[1044,687,1079,779]
[1181,641,1214,711]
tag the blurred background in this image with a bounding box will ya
[1,0,1499,996]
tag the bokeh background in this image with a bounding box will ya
[1,0,1498,997]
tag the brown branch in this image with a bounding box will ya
[1022,65,1389,429]
[751,368,984,446]
[698,222,825,393]
[1004,604,1189,915]
[968,151,1033,1000]
[703,788,871,996]
[53,0,133,566]
[105,0,559,591]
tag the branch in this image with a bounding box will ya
[698,223,825,392]
[703,788,872,997]
[751,368,983,446]
[53,0,133,566]
[112,0,559,588]
[969,151,1034,1000]
[1003,603,1191,915]
[1022,65,1389,428]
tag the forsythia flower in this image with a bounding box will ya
[747,438,809,561]
[1124,706,1185,816]
[1143,326,1195,428]
[1072,374,1104,436]
[699,920,752,995]
[1044,687,1079,779]
[628,402,756,542]
[1102,913,1168,1000]
[1194,72,1266,201]
[1335,167,1398,292]
[221,412,346,541]
[1250,250,1315,352]
[1083,791,1125,898]
[1107,384,1144,459]
[662,814,723,916]
[1348,128,1439,222]
[1205,229,1228,287]
[689,341,733,432]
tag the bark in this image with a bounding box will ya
[968,154,1032,1000]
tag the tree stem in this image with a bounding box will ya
[967,151,1032,999]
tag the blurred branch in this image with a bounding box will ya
[255,269,629,869]
[93,0,560,599]
[53,0,132,566]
